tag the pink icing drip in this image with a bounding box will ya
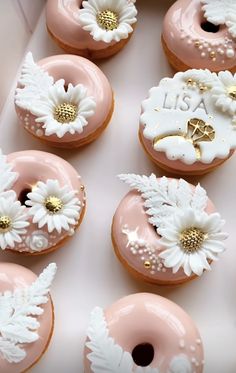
[84,293,204,372]
[46,0,117,51]
[0,263,53,373]
[112,182,215,284]
[15,54,113,146]
[6,150,85,253]
[162,0,236,71]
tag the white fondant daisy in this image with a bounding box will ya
[78,0,137,43]
[31,80,96,138]
[211,71,236,115]
[26,179,81,234]
[158,208,227,276]
[0,195,29,250]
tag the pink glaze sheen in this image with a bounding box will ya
[139,126,235,175]
[46,0,117,52]
[162,0,236,71]
[15,55,113,147]
[6,150,85,254]
[0,263,53,373]
[112,181,215,284]
[84,293,204,372]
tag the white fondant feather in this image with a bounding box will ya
[0,263,57,363]
[118,174,208,229]
[0,149,18,194]
[15,52,54,112]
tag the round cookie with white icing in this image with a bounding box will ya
[84,293,204,373]
[15,52,113,148]
[46,0,137,59]
[0,149,85,255]
[112,174,228,285]
[139,69,236,175]
[162,0,236,72]
[0,262,56,373]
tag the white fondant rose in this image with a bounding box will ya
[26,231,49,252]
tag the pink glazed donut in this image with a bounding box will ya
[0,149,85,255]
[112,174,228,285]
[46,0,138,59]
[84,293,204,373]
[0,262,56,373]
[15,53,113,148]
[162,0,236,72]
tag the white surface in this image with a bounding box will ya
[0,1,236,372]
[0,0,44,110]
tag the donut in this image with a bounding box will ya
[84,293,204,373]
[139,69,236,175]
[46,0,138,59]
[162,0,236,72]
[15,52,113,148]
[0,262,56,373]
[112,174,228,285]
[0,149,85,255]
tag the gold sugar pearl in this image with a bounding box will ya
[45,196,63,214]
[0,216,12,232]
[180,227,205,254]
[97,9,119,31]
[54,103,77,124]
[228,86,236,100]
[144,260,151,269]
[210,51,216,59]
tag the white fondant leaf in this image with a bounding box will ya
[15,52,54,112]
[0,149,18,194]
[86,307,134,373]
[118,174,208,230]
[182,69,218,88]
[0,263,57,363]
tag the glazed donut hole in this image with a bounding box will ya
[18,187,32,206]
[132,342,155,367]
[200,21,220,33]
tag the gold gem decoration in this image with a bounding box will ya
[210,51,216,58]
[180,227,205,253]
[144,260,151,269]
[188,118,215,143]
[0,216,12,232]
[97,9,118,31]
[54,103,77,124]
[45,196,63,214]
[228,86,236,100]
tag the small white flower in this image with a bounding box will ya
[168,354,192,373]
[158,208,228,276]
[211,71,236,115]
[0,195,29,250]
[26,179,81,234]
[78,0,137,43]
[26,230,49,252]
[31,80,96,138]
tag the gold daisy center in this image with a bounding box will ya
[228,86,236,100]
[180,227,205,253]
[54,103,78,124]
[97,10,119,31]
[0,216,12,232]
[45,196,63,214]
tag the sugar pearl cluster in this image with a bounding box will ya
[18,112,44,137]
[122,225,166,275]
[178,338,204,369]
[180,29,235,65]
